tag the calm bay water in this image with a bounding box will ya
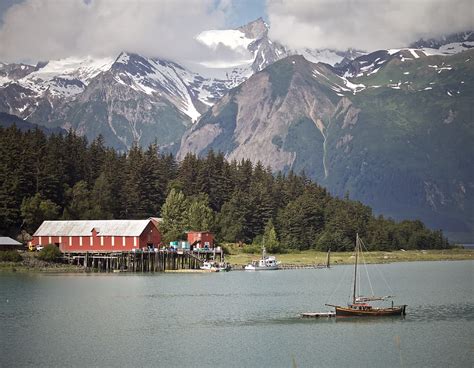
[1,261,472,368]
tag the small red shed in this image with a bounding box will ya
[31,219,162,252]
[187,231,214,248]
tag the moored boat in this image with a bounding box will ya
[326,234,407,317]
[200,261,232,272]
[244,246,280,270]
[200,261,219,272]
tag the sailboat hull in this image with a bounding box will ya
[335,305,407,317]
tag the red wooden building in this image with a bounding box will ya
[187,231,214,248]
[31,219,162,252]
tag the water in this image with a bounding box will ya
[1,261,472,367]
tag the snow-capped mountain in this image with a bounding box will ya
[193,18,361,79]
[410,31,474,51]
[0,18,472,152]
[0,56,114,98]
[0,18,367,137]
[0,51,240,150]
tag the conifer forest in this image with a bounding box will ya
[0,126,450,251]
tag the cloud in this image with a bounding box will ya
[0,0,232,63]
[267,0,474,51]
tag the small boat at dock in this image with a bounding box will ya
[200,261,231,272]
[244,246,280,270]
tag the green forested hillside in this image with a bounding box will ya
[0,126,450,250]
[327,49,474,240]
[178,51,474,242]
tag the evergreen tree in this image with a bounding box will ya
[217,190,248,242]
[278,187,326,250]
[38,133,66,206]
[261,219,280,253]
[21,193,61,233]
[160,189,188,242]
[123,145,147,218]
[88,173,114,219]
[87,135,107,184]
[177,153,201,197]
[62,180,92,219]
[185,193,215,232]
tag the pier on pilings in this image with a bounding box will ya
[62,248,225,273]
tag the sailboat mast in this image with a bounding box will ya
[352,233,359,304]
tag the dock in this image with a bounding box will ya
[279,264,329,270]
[301,312,336,318]
[164,269,218,273]
[62,248,225,273]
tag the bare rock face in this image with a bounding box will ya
[228,72,296,170]
[179,123,222,157]
[237,17,268,40]
[178,52,474,240]
[178,56,341,177]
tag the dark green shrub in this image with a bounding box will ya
[37,244,62,262]
[0,250,22,262]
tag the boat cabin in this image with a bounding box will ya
[253,256,278,268]
[349,303,373,311]
[249,257,278,268]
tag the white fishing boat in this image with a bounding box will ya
[200,261,219,272]
[200,261,231,272]
[244,246,280,271]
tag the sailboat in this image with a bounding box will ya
[326,234,407,317]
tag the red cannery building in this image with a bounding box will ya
[187,231,214,248]
[31,219,162,252]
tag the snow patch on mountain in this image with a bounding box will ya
[28,56,114,83]
[421,41,474,56]
[0,76,11,85]
[298,48,346,66]
[112,54,202,121]
[6,56,115,98]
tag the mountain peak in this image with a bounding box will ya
[237,17,268,39]
[409,30,474,49]
[269,54,311,72]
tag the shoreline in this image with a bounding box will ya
[227,248,474,267]
[0,249,472,273]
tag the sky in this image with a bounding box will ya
[0,0,472,64]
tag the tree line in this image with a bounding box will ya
[0,126,450,251]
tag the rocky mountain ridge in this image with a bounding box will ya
[178,48,474,241]
[0,18,364,151]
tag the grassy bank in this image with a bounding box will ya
[0,252,83,273]
[1,248,472,273]
[226,248,474,267]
